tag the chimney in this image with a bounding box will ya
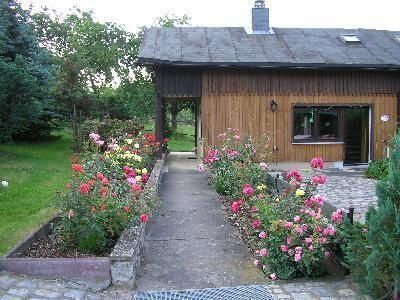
[252,0,272,34]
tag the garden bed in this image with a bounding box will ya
[0,157,165,290]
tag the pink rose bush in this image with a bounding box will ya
[202,129,343,280]
[58,130,159,253]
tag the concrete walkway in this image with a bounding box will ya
[135,152,265,291]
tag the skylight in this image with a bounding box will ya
[339,34,360,43]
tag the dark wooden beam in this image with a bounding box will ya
[154,69,165,157]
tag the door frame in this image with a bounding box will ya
[343,105,372,165]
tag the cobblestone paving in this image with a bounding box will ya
[266,277,363,300]
[0,271,131,300]
[317,169,378,221]
[0,271,361,299]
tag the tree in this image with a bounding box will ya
[0,0,57,142]
[344,131,400,298]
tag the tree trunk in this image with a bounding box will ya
[171,102,178,131]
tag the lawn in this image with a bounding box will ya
[145,122,195,152]
[0,131,72,255]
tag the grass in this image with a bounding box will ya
[144,122,195,152]
[0,130,72,255]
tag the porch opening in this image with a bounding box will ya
[344,106,370,165]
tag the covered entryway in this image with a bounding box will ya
[153,68,203,157]
[344,106,370,164]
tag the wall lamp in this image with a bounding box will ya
[270,99,278,112]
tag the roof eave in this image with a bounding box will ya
[137,57,400,71]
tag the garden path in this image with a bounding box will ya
[135,152,265,290]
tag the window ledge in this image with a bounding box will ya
[292,142,344,145]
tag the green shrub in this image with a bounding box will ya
[340,132,400,298]
[365,159,389,179]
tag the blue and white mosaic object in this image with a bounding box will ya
[134,285,274,300]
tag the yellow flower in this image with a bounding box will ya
[275,197,280,202]
[257,184,266,191]
[295,189,305,197]
[135,175,142,182]
[142,168,148,174]
[125,139,133,145]
[135,168,141,174]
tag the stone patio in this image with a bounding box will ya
[317,168,378,222]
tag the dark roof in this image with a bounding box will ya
[138,27,400,70]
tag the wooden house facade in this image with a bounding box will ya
[138,3,400,165]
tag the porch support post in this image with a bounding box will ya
[155,68,165,157]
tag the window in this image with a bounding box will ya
[339,34,360,43]
[293,106,341,142]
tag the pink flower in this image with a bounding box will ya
[280,245,288,252]
[127,177,136,185]
[269,273,277,280]
[89,133,100,141]
[293,215,301,222]
[295,246,303,253]
[259,248,269,257]
[312,175,327,185]
[140,214,149,223]
[324,251,330,257]
[101,177,109,185]
[295,252,302,262]
[252,219,261,229]
[310,157,324,169]
[233,134,241,141]
[259,231,267,239]
[284,221,293,229]
[259,162,268,171]
[286,169,303,182]
[308,245,314,251]
[231,200,242,213]
[331,209,343,224]
[287,236,293,245]
[253,259,259,266]
[305,238,313,244]
[196,164,205,172]
[242,184,255,196]
[95,140,105,146]
[96,173,105,180]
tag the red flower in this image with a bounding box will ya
[96,173,105,180]
[80,183,90,194]
[100,187,108,198]
[286,170,303,182]
[101,177,109,185]
[72,164,84,173]
[231,200,243,213]
[123,206,131,213]
[88,179,95,187]
[140,214,149,223]
[65,182,71,189]
[310,157,324,169]
[141,174,149,183]
[132,184,142,192]
[252,219,261,229]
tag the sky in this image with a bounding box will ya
[21,0,400,33]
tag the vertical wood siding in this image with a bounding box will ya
[202,70,399,162]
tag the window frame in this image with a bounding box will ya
[292,105,344,143]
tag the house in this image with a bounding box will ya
[138,0,400,166]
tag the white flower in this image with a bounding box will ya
[125,139,133,145]
[1,180,8,188]
[134,143,140,149]
[381,115,389,122]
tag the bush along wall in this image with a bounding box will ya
[55,126,160,255]
[339,131,400,299]
[199,129,344,280]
